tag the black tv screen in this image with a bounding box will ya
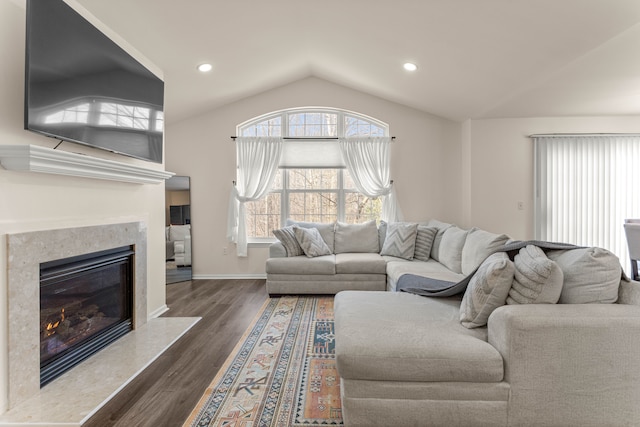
[25,0,164,164]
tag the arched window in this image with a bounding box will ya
[238,107,389,240]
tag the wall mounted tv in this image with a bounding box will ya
[25,0,164,164]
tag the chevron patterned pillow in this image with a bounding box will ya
[294,226,332,258]
[380,222,418,260]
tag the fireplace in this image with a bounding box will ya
[39,246,134,386]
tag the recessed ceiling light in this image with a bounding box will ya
[403,62,418,71]
[197,63,213,72]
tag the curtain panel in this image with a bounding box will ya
[227,137,283,256]
[534,134,640,275]
[339,137,402,222]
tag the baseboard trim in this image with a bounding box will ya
[149,304,169,319]
[192,273,267,280]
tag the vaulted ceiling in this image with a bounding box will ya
[75,0,640,124]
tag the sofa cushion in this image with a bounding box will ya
[427,219,452,262]
[507,245,563,305]
[335,291,504,383]
[547,247,621,304]
[439,226,469,274]
[286,219,336,252]
[460,252,515,328]
[413,225,437,262]
[380,222,418,260]
[265,254,336,275]
[294,226,332,258]
[272,226,304,257]
[335,253,387,274]
[386,259,466,292]
[334,220,379,253]
[461,228,510,276]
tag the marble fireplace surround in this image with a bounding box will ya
[2,222,200,425]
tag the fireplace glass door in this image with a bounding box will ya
[40,246,134,386]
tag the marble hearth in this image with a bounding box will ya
[0,222,199,426]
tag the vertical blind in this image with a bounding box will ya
[534,134,640,275]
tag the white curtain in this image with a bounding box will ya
[227,137,283,256]
[339,137,402,222]
[534,135,640,275]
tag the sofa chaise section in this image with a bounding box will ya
[335,270,640,426]
[335,291,509,427]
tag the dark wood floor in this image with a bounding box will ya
[84,278,268,427]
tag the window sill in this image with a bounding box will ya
[247,238,276,248]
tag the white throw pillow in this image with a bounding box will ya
[438,226,469,274]
[460,252,515,328]
[507,245,563,305]
[334,220,379,253]
[272,226,304,257]
[461,228,510,276]
[293,226,332,258]
[380,222,418,260]
[547,247,621,304]
[427,219,452,262]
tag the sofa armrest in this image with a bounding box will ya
[618,278,640,305]
[488,303,640,426]
[269,242,287,258]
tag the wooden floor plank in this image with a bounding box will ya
[83,278,268,427]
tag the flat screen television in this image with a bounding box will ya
[24,0,164,164]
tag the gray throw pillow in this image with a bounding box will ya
[547,247,621,304]
[460,252,515,328]
[413,225,437,262]
[334,220,379,253]
[378,220,388,251]
[380,222,418,260]
[293,226,332,258]
[507,245,563,304]
[285,219,336,252]
[272,226,304,257]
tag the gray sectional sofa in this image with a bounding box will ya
[266,218,640,426]
[266,218,510,295]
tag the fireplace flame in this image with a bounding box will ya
[45,308,65,337]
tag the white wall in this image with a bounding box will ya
[0,0,167,413]
[166,77,462,277]
[465,116,640,239]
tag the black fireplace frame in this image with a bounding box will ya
[39,245,134,386]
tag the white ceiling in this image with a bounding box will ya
[75,0,640,123]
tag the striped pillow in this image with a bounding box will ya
[272,226,304,257]
[380,222,418,260]
[414,226,437,261]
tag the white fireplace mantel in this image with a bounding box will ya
[0,144,174,184]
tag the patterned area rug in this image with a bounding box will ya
[183,296,343,427]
